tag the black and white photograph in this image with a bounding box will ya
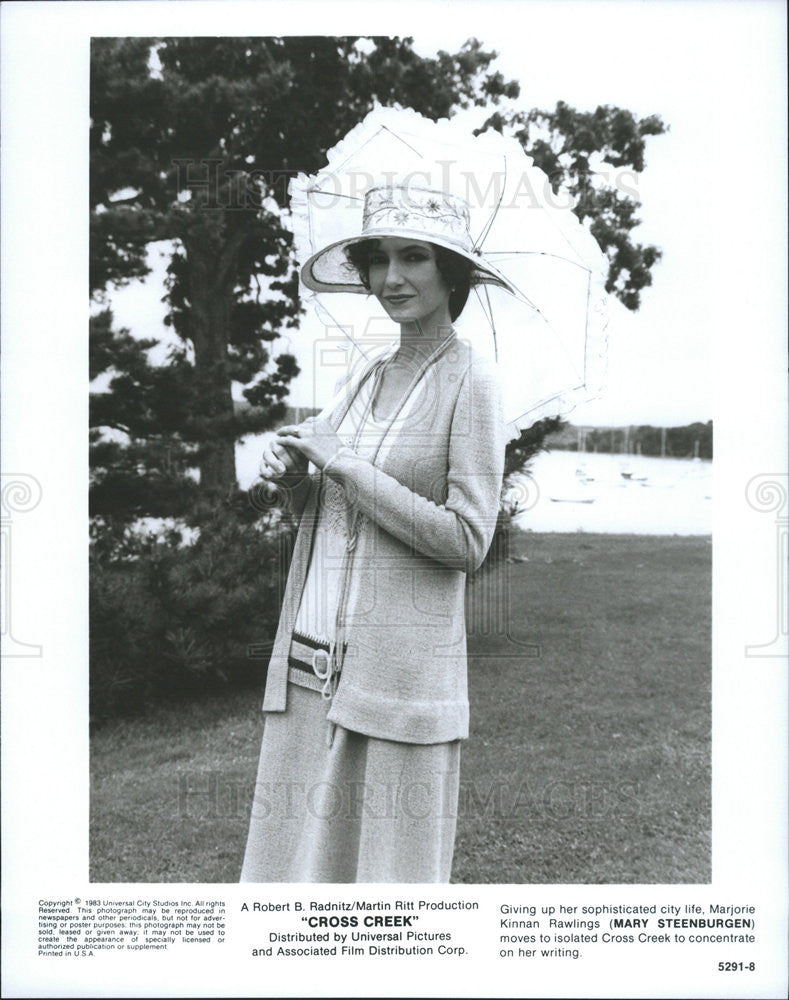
[1,1,786,997]
[85,41,708,887]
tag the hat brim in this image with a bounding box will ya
[300,231,519,297]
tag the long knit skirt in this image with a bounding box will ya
[240,682,461,883]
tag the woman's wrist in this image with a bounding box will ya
[322,446,354,479]
[279,468,310,488]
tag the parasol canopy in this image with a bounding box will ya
[287,106,609,438]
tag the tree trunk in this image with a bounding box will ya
[188,243,238,496]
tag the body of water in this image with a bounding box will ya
[511,450,712,535]
[237,435,712,536]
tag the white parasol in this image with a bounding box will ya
[287,106,609,439]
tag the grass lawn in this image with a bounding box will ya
[90,532,711,884]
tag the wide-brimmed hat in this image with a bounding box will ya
[289,107,608,435]
[299,183,518,296]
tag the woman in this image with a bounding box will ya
[240,184,507,883]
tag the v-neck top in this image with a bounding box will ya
[293,365,428,644]
[263,338,507,744]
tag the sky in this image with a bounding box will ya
[101,1,786,427]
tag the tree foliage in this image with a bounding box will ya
[90,308,199,527]
[90,503,293,720]
[482,101,666,310]
[90,36,666,522]
[88,36,670,714]
[577,421,713,460]
[90,36,518,514]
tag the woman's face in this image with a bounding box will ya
[367,238,451,327]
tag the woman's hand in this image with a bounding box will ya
[259,431,309,483]
[275,417,344,471]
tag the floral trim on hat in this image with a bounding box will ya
[362,186,473,250]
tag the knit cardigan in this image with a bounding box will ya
[260,337,506,744]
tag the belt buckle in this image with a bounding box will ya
[311,647,331,681]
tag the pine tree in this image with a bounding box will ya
[90,36,519,516]
[90,37,666,520]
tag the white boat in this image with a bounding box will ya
[549,494,596,504]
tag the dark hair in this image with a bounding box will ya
[344,239,473,321]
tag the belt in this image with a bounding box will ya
[287,632,347,699]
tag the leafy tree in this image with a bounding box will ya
[90,36,517,512]
[662,421,713,459]
[89,309,200,539]
[478,102,666,479]
[503,416,565,477]
[571,422,712,460]
[90,37,666,519]
[89,37,670,709]
[482,101,666,310]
